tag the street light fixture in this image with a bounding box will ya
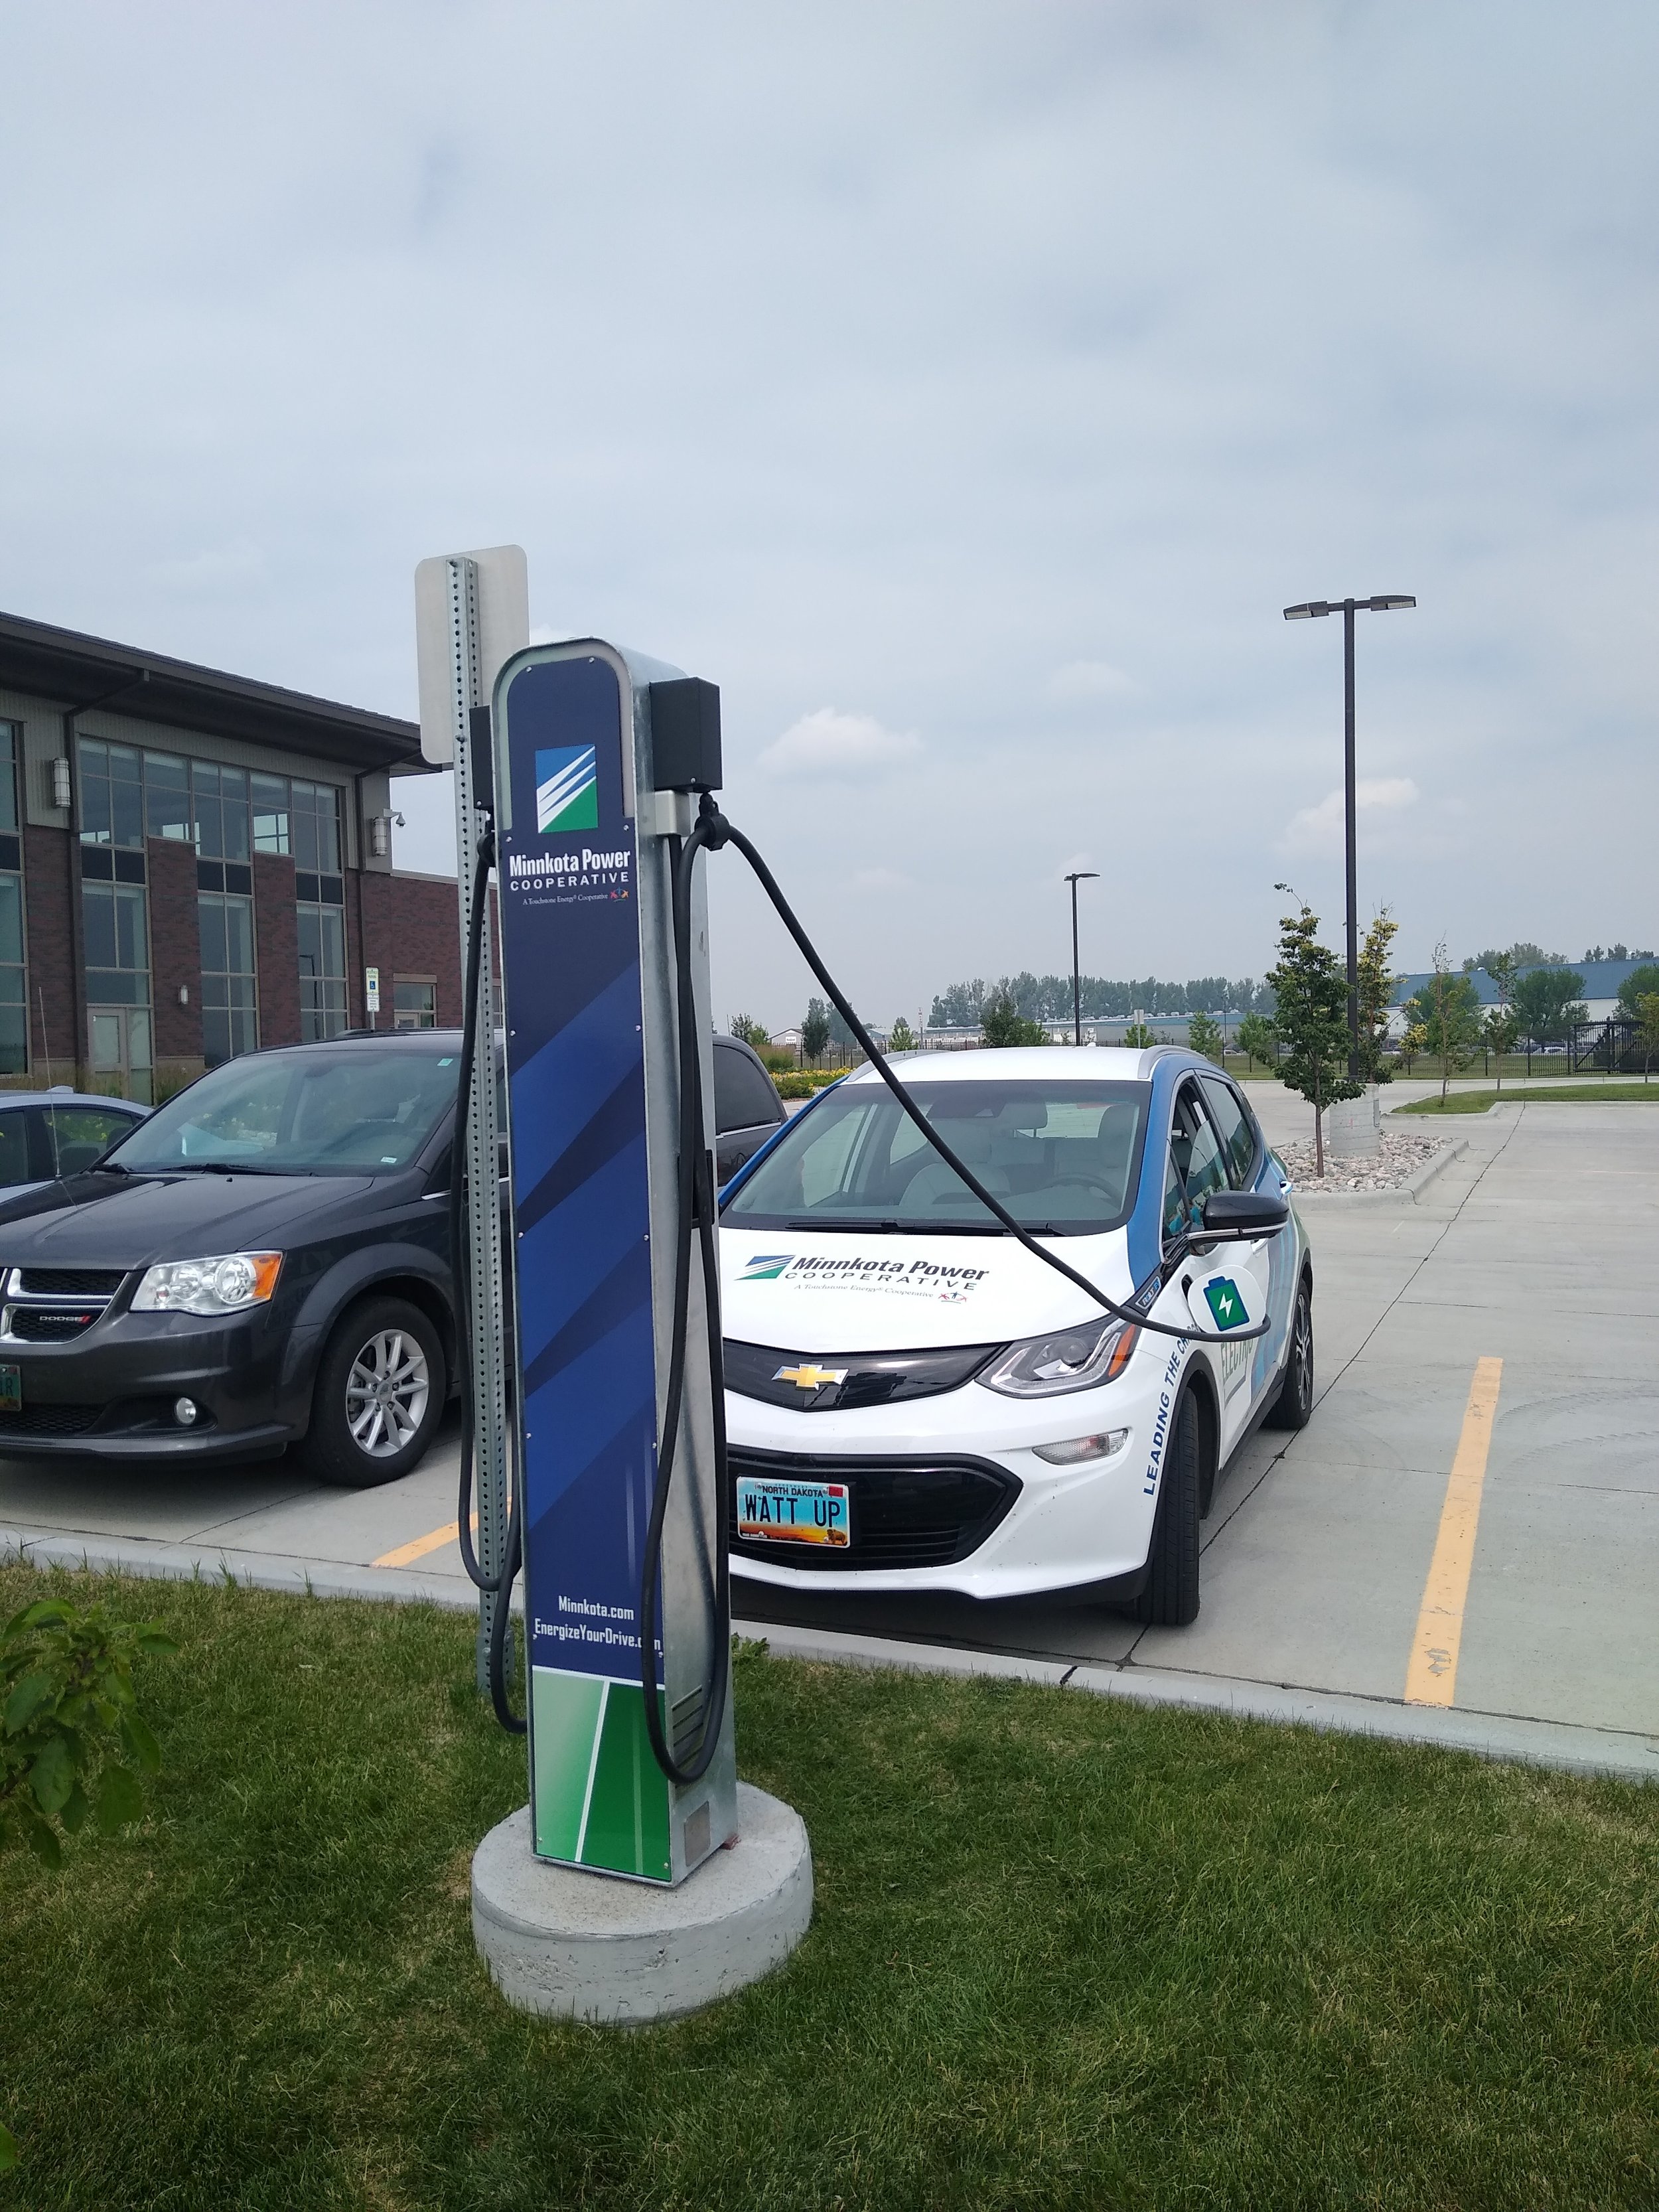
[1283,593,1416,1078]
[1064,871,1099,1047]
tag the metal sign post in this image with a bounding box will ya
[415,547,528,1692]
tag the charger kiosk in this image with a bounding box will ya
[467,640,812,2023]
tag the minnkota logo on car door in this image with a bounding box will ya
[536,744,599,833]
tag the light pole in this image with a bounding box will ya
[1283,594,1415,1078]
[1064,871,1099,1046]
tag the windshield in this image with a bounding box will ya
[104,1047,460,1177]
[722,1080,1149,1235]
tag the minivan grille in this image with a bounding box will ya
[0,1404,104,1437]
[16,1268,126,1298]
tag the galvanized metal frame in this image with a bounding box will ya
[440,555,512,1692]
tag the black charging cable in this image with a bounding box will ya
[695,794,1269,1348]
[451,828,526,1735]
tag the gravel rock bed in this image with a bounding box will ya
[1271,1127,1452,1195]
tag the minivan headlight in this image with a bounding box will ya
[131,1252,283,1315]
[977,1321,1139,1398]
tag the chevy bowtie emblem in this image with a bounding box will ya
[775,1364,849,1391]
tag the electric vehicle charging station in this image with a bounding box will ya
[488,640,736,1884]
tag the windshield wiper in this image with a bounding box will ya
[153,1161,295,1176]
[780,1217,1011,1236]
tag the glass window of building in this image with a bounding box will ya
[84,880,150,1005]
[198,891,258,1065]
[192,761,252,863]
[252,773,290,855]
[291,780,341,873]
[77,738,144,848]
[143,753,192,842]
[392,978,437,1030]
[0,726,25,1072]
[299,903,348,1041]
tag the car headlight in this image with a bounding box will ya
[131,1252,283,1315]
[977,1320,1139,1399]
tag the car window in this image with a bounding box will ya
[1198,1076,1257,1188]
[713,1045,782,1135]
[107,1047,463,1175]
[0,1108,30,1186]
[42,1106,139,1179]
[723,1080,1148,1234]
[1163,1082,1228,1244]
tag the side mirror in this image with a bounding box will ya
[1200,1189,1289,1238]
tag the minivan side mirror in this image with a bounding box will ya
[1200,1189,1289,1238]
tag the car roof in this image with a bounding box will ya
[0,1090,149,1111]
[839,1045,1177,1083]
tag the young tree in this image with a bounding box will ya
[1266,889,1361,1177]
[1636,992,1659,1083]
[979,987,1048,1048]
[1354,908,1401,1084]
[1406,943,1484,1104]
[800,997,831,1065]
[1235,1011,1276,1072]
[1186,1010,1224,1065]
[1121,1020,1156,1050]
[887,1014,918,1053]
[1482,951,1520,1094]
[728,1014,770,1050]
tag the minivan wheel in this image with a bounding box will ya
[307,1297,445,1488]
[1133,1390,1201,1627]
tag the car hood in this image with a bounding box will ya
[0,1171,381,1269]
[719,1224,1136,1351]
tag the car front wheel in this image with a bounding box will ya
[307,1297,445,1488]
[1133,1390,1201,1627]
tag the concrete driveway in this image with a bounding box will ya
[5,1086,1657,1779]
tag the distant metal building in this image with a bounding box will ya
[0,609,460,1101]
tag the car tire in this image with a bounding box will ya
[1134,1390,1201,1627]
[307,1297,446,1489]
[1264,1278,1314,1431]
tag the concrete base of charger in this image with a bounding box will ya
[472,1781,812,2025]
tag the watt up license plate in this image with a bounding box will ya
[736,1475,851,1548]
[0,1364,20,1412]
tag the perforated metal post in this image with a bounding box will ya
[442,555,512,1694]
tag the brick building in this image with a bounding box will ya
[0,609,461,1101]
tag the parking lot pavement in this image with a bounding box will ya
[5,1098,1656,1775]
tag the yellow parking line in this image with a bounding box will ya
[1404,1357,1504,1707]
[373,1513,476,1570]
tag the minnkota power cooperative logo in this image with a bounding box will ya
[536,744,599,834]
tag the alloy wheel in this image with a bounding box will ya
[345,1328,431,1457]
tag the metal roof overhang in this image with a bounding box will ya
[0,609,426,776]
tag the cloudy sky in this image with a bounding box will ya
[5,2,1656,1028]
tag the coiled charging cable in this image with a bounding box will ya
[451,829,526,1735]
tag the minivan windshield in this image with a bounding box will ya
[721,1080,1149,1235]
[104,1046,460,1177]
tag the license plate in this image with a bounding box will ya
[736,1475,851,1548]
[0,1364,19,1413]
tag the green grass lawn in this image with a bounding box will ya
[1398,1082,1659,1114]
[3,1565,1656,2211]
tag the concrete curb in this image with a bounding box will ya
[1291,1136,1469,1209]
[739,1619,1659,1785]
[12,1526,1652,1786]
[0,1527,511,1614]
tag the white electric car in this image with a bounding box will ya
[717,1047,1312,1621]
